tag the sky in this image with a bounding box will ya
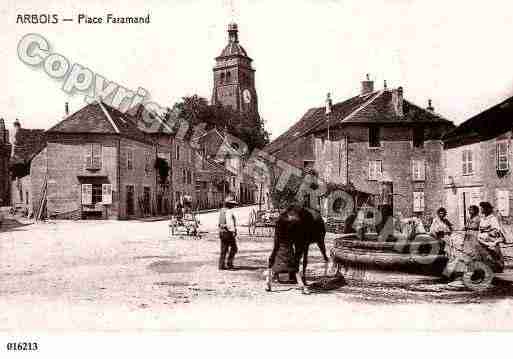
[3,0,513,140]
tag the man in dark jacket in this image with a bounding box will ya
[218,196,238,270]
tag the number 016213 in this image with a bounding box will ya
[6,342,39,351]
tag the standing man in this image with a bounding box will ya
[218,195,238,270]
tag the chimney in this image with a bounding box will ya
[65,102,69,117]
[392,86,404,117]
[361,74,374,95]
[10,119,21,157]
[427,99,435,112]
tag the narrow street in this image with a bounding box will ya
[2,206,513,331]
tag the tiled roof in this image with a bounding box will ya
[443,95,513,147]
[11,128,46,164]
[264,92,376,154]
[196,156,235,181]
[48,102,152,144]
[265,89,453,154]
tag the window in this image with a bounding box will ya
[85,143,102,170]
[82,184,103,205]
[226,71,231,82]
[144,152,151,175]
[413,192,425,212]
[368,126,381,148]
[127,149,133,170]
[412,159,426,181]
[92,184,103,204]
[25,191,29,205]
[413,127,424,148]
[175,143,180,161]
[497,142,509,171]
[182,168,187,184]
[186,170,192,185]
[368,160,382,180]
[220,73,225,84]
[462,149,473,175]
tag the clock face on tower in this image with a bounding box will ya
[243,89,252,104]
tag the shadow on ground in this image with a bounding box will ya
[0,219,32,233]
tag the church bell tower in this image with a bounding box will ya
[212,23,260,120]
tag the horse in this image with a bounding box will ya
[265,205,329,294]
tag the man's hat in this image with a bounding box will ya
[225,195,237,205]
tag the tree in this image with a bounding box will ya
[170,95,270,151]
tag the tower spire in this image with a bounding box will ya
[228,22,238,43]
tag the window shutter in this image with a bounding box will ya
[496,142,509,171]
[102,184,112,204]
[497,189,509,216]
[82,184,92,205]
[85,144,92,169]
[420,160,425,180]
[91,144,102,169]
[413,192,425,212]
[412,160,424,180]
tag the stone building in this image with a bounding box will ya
[9,119,45,215]
[170,137,196,209]
[194,151,236,209]
[0,119,11,206]
[212,23,260,121]
[193,128,256,205]
[443,95,513,228]
[23,101,170,220]
[264,76,455,217]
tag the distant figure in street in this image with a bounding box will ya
[465,205,480,231]
[430,207,453,239]
[218,196,238,270]
[176,198,184,220]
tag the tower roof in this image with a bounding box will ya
[217,22,249,58]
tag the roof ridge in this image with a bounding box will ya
[340,90,383,123]
[97,101,120,134]
[403,99,450,122]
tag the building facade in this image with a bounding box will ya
[170,137,196,209]
[211,23,260,120]
[265,77,455,218]
[194,128,256,205]
[21,102,170,220]
[443,95,513,228]
[194,151,236,209]
[9,119,46,215]
[0,119,11,206]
